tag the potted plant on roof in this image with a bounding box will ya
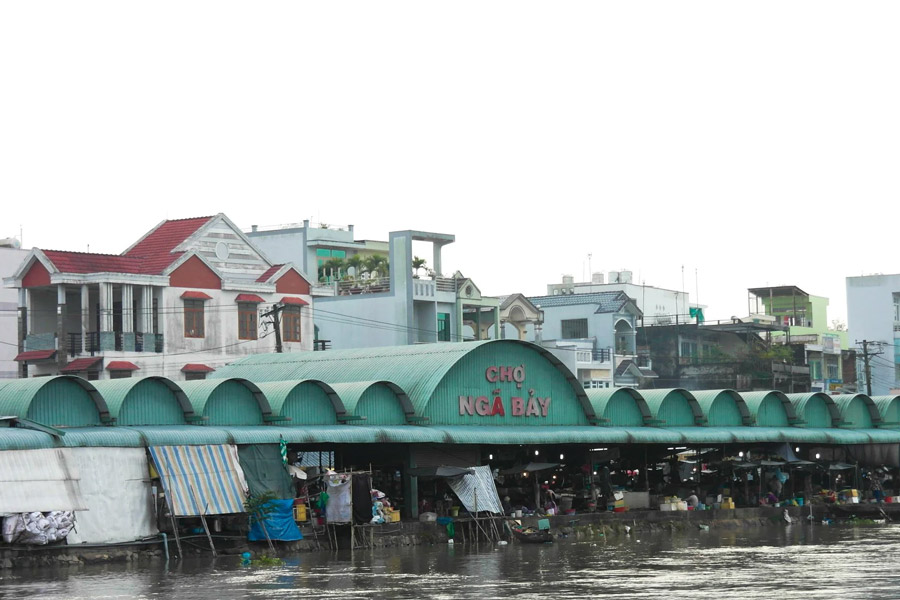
[412,256,427,279]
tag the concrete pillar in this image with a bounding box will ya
[18,289,27,378]
[493,307,500,340]
[121,284,134,333]
[57,284,67,370]
[142,286,154,333]
[403,447,418,520]
[25,288,33,335]
[81,285,89,354]
[432,244,442,278]
[98,283,113,331]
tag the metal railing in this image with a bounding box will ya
[335,277,391,295]
[66,331,163,355]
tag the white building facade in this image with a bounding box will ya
[846,273,900,395]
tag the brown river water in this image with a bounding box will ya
[2,524,900,599]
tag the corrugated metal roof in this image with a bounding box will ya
[328,381,413,418]
[831,394,880,428]
[0,376,109,426]
[254,380,342,425]
[125,426,233,446]
[639,389,703,426]
[526,291,630,312]
[690,390,751,426]
[823,428,872,444]
[429,426,632,445]
[872,395,900,425]
[666,427,737,444]
[786,393,841,428]
[179,379,271,425]
[740,391,797,426]
[585,388,649,426]
[57,427,146,448]
[212,340,592,420]
[91,377,192,424]
[0,427,56,450]
[864,429,900,443]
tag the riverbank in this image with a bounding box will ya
[0,504,864,571]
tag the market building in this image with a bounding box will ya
[1,339,899,558]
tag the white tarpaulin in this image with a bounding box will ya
[325,474,352,523]
[66,448,158,545]
[446,466,504,514]
[0,448,87,513]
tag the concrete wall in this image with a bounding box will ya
[534,304,617,349]
[314,294,407,349]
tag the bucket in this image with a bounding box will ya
[515,509,523,518]
[796,498,804,507]
[450,507,459,517]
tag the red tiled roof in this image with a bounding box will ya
[256,264,283,283]
[107,361,139,371]
[61,357,103,373]
[14,350,56,361]
[38,216,215,277]
[181,291,213,300]
[281,296,309,305]
[181,363,215,373]
[235,294,265,303]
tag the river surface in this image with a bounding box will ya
[3,525,900,599]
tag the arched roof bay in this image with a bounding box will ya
[871,395,900,427]
[329,381,412,425]
[740,391,798,427]
[639,389,703,426]
[179,379,271,426]
[691,390,751,426]
[254,380,343,425]
[786,393,840,428]
[91,377,191,425]
[831,394,880,429]
[0,376,108,427]
[585,388,649,427]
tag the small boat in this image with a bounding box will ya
[511,527,553,544]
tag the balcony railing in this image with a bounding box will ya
[66,331,163,356]
[335,277,391,296]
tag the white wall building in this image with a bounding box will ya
[846,273,900,395]
[4,214,314,381]
[0,242,29,379]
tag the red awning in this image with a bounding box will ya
[14,350,56,362]
[180,291,213,300]
[181,363,215,373]
[235,294,265,303]
[107,361,139,371]
[280,296,309,306]
[61,357,103,373]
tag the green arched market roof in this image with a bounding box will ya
[328,381,413,425]
[831,394,880,429]
[178,378,271,426]
[254,380,344,424]
[212,340,595,423]
[871,395,900,427]
[786,393,841,428]
[585,388,649,427]
[639,389,703,426]
[90,377,192,425]
[740,391,798,426]
[690,390,751,426]
[0,376,109,427]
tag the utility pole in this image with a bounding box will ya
[262,303,284,353]
[856,340,883,396]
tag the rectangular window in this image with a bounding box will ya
[680,340,698,358]
[561,318,588,339]
[437,313,450,341]
[238,303,258,340]
[283,305,302,342]
[185,371,207,381]
[110,370,132,380]
[894,294,900,322]
[826,363,839,380]
[810,361,822,380]
[184,300,205,338]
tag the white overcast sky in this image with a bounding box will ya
[2,2,898,326]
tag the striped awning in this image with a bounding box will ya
[149,445,249,516]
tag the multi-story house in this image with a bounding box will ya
[846,274,900,395]
[507,291,642,389]
[749,285,854,394]
[4,214,313,380]
[246,222,500,349]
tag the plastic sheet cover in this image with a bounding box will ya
[149,445,249,516]
[248,499,303,542]
[237,445,294,499]
[66,447,158,545]
[0,448,87,513]
[446,466,504,514]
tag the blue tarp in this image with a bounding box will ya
[248,499,303,542]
